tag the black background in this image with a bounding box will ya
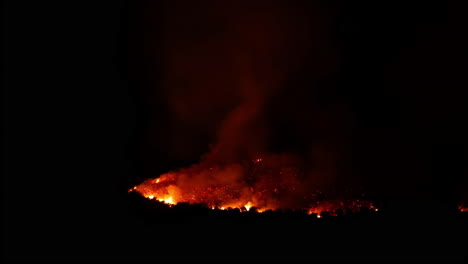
[4,0,468,261]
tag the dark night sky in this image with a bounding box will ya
[4,0,468,260]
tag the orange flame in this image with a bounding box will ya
[131,155,378,216]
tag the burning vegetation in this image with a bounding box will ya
[130,153,378,217]
[129,1,467,217]
[128,2,368,217]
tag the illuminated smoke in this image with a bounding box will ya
[161,1,327,162]
[135,1,366,213]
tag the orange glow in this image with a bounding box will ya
[165,197,174,204]
[256,208,270,213]
[132,155,378,216]
[142,2,387,218]
[154,196,176,205]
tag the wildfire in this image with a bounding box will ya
[130,154,379,217]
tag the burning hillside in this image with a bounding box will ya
[130,153,378,216]
[128,1,466,217]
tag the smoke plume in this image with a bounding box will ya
[144,0,352,208]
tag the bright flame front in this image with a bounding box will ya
[130,156,378,216]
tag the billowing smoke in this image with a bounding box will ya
[141,1,355,209]
[162,1,315,159]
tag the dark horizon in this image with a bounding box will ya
[4,0,468,260]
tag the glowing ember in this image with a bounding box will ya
[130,154,378,216]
